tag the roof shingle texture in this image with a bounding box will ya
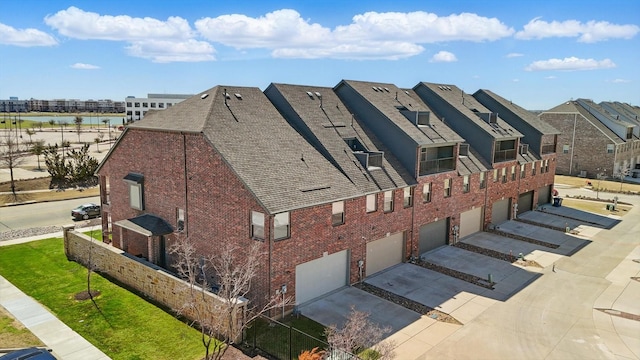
[131,86,361,213]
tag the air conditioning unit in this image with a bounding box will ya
[177,220,185,232]
[519,144,529,155]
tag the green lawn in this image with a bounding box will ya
[0,238,206,360]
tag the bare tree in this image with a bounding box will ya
[0,134,26,199]
[325,307,395,360]
[74,116,83,143]
[94,134,104,153]
[170,237,291,360]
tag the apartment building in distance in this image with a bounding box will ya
[124,94,192,121]
[97,80,559,308]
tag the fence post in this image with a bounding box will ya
[289,323,293,360]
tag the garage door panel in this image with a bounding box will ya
[366,232,403,277]
[296,250,348,305]
[492,198,510,224]
[419,219,448,255]
[538,185,551,206]
[518,191,533,213]
[459,207,483,239]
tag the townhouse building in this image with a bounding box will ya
[97,80,559,308]
[540,99,640,178]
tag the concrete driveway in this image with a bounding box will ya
[495,220,591,256]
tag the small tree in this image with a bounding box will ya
[325,307,395,360]
[43,144,68,188]
[0,134,26,199]
[101,118,109,130]
[94,136,102,153]
[36,122,43,131]
[74,115,83,143]
[170,238,291,360]
[25,128,35,143]
[48,119,55,128]
[31,140,45,170]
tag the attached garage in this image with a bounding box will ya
[538,185,552,206]
[295,250,349,305]
[492,198,510,225]
[366,232,404,276]
[518,191,534,214]
[459,207,483,239]
[419,219,448,255]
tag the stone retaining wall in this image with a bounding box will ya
[63,227,245,339]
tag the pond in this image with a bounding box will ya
[3,115,128,125]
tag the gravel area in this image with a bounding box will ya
[353,282,461,325]
[454,242,543,268]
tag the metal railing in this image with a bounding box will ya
[243,314,358,360]
[493,149,516,163]
[541,144,556,154]
[419,157,455,176]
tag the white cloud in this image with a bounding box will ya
[430,51,457,62]
[512,79,520,82]
[44,6,214,63]
[515,17,639,42]
[506,52,524,58]
[45,6,193,41]
[610,79,631,83]
[545,75,557,79]
[71,63,100,69]
[525,57,616,71]
[126,39,215,63]
[0,22,57,47]
[196,9,513,60]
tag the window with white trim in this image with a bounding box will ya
[332,201,344,225]
[444,179,452,198]
[479,172,486,189]
[123,173,144,210]
[366,194,377,213]
[251,211,265,240]
[403,187,413,207]
[274,212,290,240]
[463,175,470,193]
[383,191,394,212]
[521,164,526,178]
[423,183,432,202]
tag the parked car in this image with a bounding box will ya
[0,347,56,359]
[71,203,101,220]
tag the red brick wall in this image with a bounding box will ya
[541,113,615,177]
[99,128,557,307]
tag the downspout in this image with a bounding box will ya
[569,113,577,175]
[183,133,188,236]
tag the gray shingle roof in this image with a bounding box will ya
[473,89,560,135]
[457,145,490,175]
[338,80,464,145]
[543,100,624,144]
[418,82,524,140]
[131,86,362,213]
[267,83,415,193]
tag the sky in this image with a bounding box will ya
[0,0,638,110]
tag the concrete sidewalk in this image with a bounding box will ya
[0,229,110,360]
[0,276,110,360]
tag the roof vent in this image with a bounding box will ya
[372,87,378,92]
[315,92,322,97]
[404,91,410,95]
[446,86,452,91]
[306,91,314,98]
[384,87,390,92]
[225,93,231,99]
[200,93,209,99]
[234,93,242,100]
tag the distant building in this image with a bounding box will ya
[539,99,640,178]
[124,94,192,121]
[0,97,124,113]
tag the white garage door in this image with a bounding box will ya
[492,198,510,225]
[419,219,448,255]
[295,250,348,305]
[366,232,404,277]
[459,207,483,239]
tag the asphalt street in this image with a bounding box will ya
[0,196,99,232]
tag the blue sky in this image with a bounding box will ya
[1,0,638,110]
